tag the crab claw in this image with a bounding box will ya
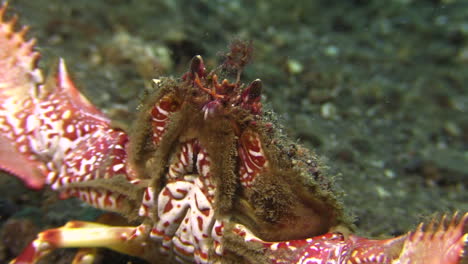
[10,221,152,264]
[394,212,468,264]
[0,2,46,189]
[0,1,138,198]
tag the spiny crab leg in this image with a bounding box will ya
[11,221,152,264]
[234,212,468,264]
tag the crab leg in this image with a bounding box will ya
[233,212,468,264]
[10,221,152,264]
[0,2,138,194]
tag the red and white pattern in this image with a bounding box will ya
[139,140,197,219]
[69,188,125,211]
[138,186,155,219]
[151,95,179,145]
[168,140,197,180]
[150,140,218,263]
[233,223,375,264]
[0,7,135,210]
[0,4,467,263]
[22,61,135,212]
[211,220,225,257]
[238,130,268,187]
[0,4,47,189]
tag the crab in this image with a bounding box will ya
[0,2,466,264]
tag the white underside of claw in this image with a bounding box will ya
[149,140,219,263]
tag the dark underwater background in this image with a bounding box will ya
[1,0,467,263]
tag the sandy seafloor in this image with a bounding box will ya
[0,0,467,263]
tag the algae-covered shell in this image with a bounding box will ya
[128,56,351,262]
